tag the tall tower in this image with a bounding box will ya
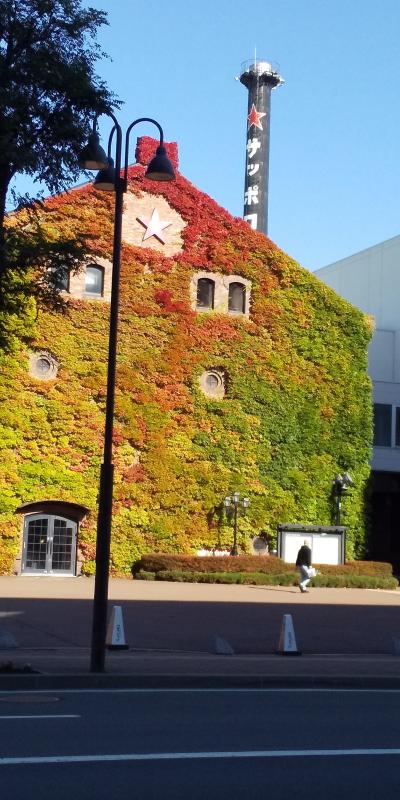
[239,59,283,236]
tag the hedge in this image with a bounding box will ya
[133,554,291,575]
[134,568,398,590]
[132,554,393,577]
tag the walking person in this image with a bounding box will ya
[296,540,312,593]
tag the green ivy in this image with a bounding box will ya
[0,171,373,573]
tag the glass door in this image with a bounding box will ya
[22,514,77,575]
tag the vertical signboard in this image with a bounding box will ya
[239,60,283,236]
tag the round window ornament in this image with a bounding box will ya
[29,351,59,381]
[199,370,226,399]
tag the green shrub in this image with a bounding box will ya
[312,573,397,589]
[134,569,156,581]
[134,554,292,576]
[154,569,295,585]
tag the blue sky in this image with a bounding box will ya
[13,0,400,270]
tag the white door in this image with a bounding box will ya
[22,514,77,575]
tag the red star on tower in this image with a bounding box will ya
[247,103,266,131]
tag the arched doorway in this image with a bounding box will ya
[22,514,77,575]
[15,501,88,576]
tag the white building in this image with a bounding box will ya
[315,235,400,569]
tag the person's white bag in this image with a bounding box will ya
[306,566,317,578]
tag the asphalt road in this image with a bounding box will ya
[1,688,400,798]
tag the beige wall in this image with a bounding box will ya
[65,190,186,301]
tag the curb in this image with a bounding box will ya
[1,673,400,691]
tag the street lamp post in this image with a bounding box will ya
[223,492,250,556]
[79,114,175,673]
[332,473,353,526]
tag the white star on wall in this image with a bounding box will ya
[137,208,172,244]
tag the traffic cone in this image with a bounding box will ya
[106,605,129,650]
[212,634,235,655]
[276,613,301,656]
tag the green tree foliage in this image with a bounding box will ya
[0,0,118,234]
[0,198,103,350]
[0,0,118,349]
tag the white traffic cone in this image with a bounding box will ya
[106,605,129,650]
[276,613,301,656]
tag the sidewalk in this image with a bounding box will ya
[1,576,400,688]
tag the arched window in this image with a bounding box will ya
[228,282,246,313]
[85,265,104,297]
[196,278,215,310]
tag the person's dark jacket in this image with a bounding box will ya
[296,545,311,567]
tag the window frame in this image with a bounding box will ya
[29,350,59,381]
[228,281,246,314]
[196,277,215,310]
[84,264,105,297]
[198,368,226,399]
[395,407,400,448]
[191,272,251,317]
[373,403,393,448]
[21,513,77,575]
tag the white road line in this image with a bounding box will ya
[2,688,400,695]
[0,715,81,720]
[2,748,400,765]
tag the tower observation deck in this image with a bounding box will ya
[239,59,284,236]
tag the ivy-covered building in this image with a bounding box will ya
[0,138,373,576]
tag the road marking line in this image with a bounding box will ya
[2,748,400,765]
[0,715,80,720]
[3,688,400,696]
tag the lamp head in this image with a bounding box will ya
[79,131,108,171]
[145,144,176,182]
[94,157,116,192]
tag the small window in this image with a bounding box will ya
[29,351,59,381]
[198,369,226,399]
[48,267,69,291]
[228,282,246,313]
[373,403,392,447]
[395,408,400,447]
[196,278,215,310]
[36,356,53,376]
[206,373,219,391]
[85,265,104,297]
